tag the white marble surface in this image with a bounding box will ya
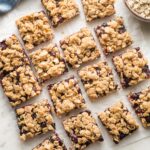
[0,0,150,150]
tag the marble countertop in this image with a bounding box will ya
[0,0,150,150]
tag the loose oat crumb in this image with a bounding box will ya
[16,11,54,50]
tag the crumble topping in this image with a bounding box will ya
[48,77,86,116]
[63,111,103,149]
[128,86,150,128]
[82,0,116,22]
[1,65,42,107]
[99,101,139,144]
[16,11,54,50]
[30,44,67,82]
[113,48,150,88]
[78,61,118,99]
[16,100,55,141]
[60,27,100,68]
[95,17,132,55]
[41,0,79,27]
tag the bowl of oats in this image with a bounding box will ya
[125,0,150,23]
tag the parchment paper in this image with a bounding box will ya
[0,0,150,150]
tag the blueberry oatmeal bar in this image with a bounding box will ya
[41,0,79,27]
[0,35,30,78]
[113,48,150,88]
[60,28,100,68]
[95,17,132,55]
[1,65,42,107]
[128,86,150,128]
[48,77,86,116]
[30,44,68,83]
[82,0,116,22]
[78,61,118,100]
[16,100,55,141]
[63,111,103,149]
[98,101,139,144]
[16,11,54,51]
[33,133,67,150]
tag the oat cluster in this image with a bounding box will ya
[127,0,150,19]
[128,86,150,128]
[82,0,116,21]
[99,101,139,144]
[41,0,79,27]
[60,28,100,68]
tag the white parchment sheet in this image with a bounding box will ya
[0,0,150,150]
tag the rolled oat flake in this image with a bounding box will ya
[127,0,150,19]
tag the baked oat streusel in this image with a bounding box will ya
[63,111,103,150]
[30,44,68,82]
[60,27,100,68]
[48,77,86,116]
[16,100,55,141]
[113,48,150,88]
[78,61,118,100]
[0,35,29,78]
[95,17,133,55]
[16,11,54,51]
[1,65,42,107]
[82,0,116,22]
[98,101,139,144]
[41,0,79,27]
[128,86,150,128]
[33,133,67,150]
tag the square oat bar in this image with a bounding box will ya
[63,111,103,149]
[16,11,54,51]
[78,61,118,100]
[60,28,100,68]
[128,86,150,128]
[113,48,150,88]
[95,17,132,55]
[82,0,116,22]
[0,35,30,78]
[33,133,67,150]
[16,100,55,141]
[48,77,86,116]
[30,44,68,82]
[98,101,139,144]
[41,0,79,27]
[1,65,42,107]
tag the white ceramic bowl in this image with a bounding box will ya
[124,0,150,23]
